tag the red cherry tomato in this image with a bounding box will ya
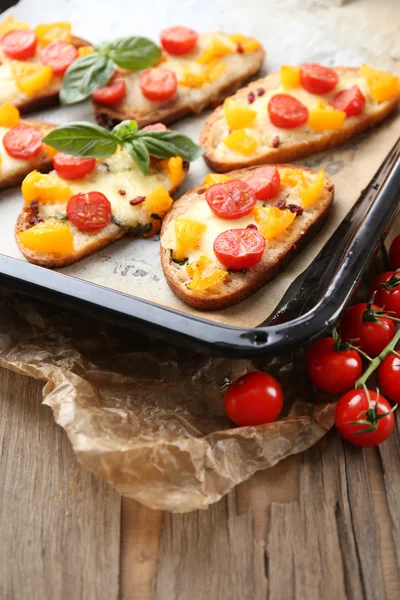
[306,337,362,394]
[40,41,78,75]
[92,71,126,105]
[339,303,395,358]
[268,94,309,129]
[139,68,177,102]
[0,29,37,60]
[142,123,168,131]
[213,228,266,270]
[334,388,395,447]
[370,271,400,318]
[160,26,198,56]
[389,235,400,270]
[242,166,281,201]
[3,123,43,159]
[53,152,96,180]
[379,354,400,403]
[224,371,284,427]
[331,85,365,117]
[67,192,112,231]
[300,63,339,94]
[206,179,256,219]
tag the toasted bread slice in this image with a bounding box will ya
[200,67,400,172]
[160,165,334,311]
[0,119,56,190]
[93,33,265,129]
[16,153,189,269]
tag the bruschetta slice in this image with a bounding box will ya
[0,16,89,113]
[200,64,400,172]
[160,165,334,310]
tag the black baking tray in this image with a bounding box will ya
[1,136,400,358]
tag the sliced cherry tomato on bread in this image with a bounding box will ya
[331,85,365,117]
[53,152,96,180]
[3,123,43,159]
[243,166,281,201]
[268,94,308,129]
[139,68,177,102]
[40,41,78,75]
[160,26,198,56]
[214,227,266,270]
[92,71,126,105]
[206,179,256,219]
[67,192,112,231]
[142,123,168,131]
[1,29,37,60]
[300,63,339,94]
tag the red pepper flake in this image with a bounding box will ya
[236,42,244,54]
[248,91,256,104]
[119,189,126,196]
[257,88,265,96]
[276,199,286,210]
[287,204,304,215]
[246,223,258,230]
[129,196,146,206]
[272,136,280,148]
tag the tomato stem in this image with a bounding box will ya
[355,326,400,388]
[332,327,372,361]
[347,384,398,434]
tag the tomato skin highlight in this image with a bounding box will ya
[206,179,256,219]
[140,68,177,101]
[53,152,96,180]
[40,41,78,75]
[300,63,339,94]
[1,29,37,60]
[213,228,266,270]
[67,192,112,231]
[339,303,395,357]
[92,71,126,105]
[379,355,400,403]
[3,123,43,159]
[306,337,362,394]
[160,26,198,56]
[268,94,309,129]
[242,166,281,201]
[331,85,365,117]
[370,271,400,318]
[224,371,284,427]
[389,235,400,270]
[334,389,394,447]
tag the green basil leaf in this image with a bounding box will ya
[124,140,150,175]
[112,119,139,141]
[60,54,115,104]
[43,122,118,158]
[137,131,205,162]
[106,36,161,70]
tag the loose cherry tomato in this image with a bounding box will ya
[331,85,365,117]
[306,337,362,394]
[40,41,78,75]
[370,271,400,318]
[142,123,168,131]
[389,235,400,270]
[339,302,395,358]
[300,63,339,94]
[160,26,198,56]
[242,166,281,201]
[53,152,96,180]
[1,29,37,60]
[67,192,112,231]
[139,68,177,102]
[206,179,256,219]
[379,354,400,403]
[3,123,43,159]
[92,71,126,105]
[335,388,395,447]
[214,227,266,270]
[268,94,308,129]
[224,371,284,427]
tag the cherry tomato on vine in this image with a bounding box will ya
[389,235,400,270]
[334,388,395,447]
[306,336,362,394]
[224,371,283,427]
[370,271,400,318]
[378,354,400,403]
[339,302,395,357]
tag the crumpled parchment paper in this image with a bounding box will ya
[0,290,334,512]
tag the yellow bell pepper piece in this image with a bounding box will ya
[173,219,206,261]
[228,34,261,53]
[0,102,20,127]
[224,99,257,131]
[254,206,296,240]
[280,168,308,190]
[160,156,184,188]
[309,105,346,131]
[197,36,236,64]
[300,170,325,207]
[280,65,301,89]
[206,59,226,82]
[34,22,72,47]
[361,63,400,102]
[19,219,74,255]
[77,45,95,57]
[186,255,227,290]
[143,185,173,235]
[11,61,53,96]
[223,129,258,156]
[22,171,72,206]
[43,144,58,161]
[179,60,226,88]
[0,16,30,37]
[203,174,232,188]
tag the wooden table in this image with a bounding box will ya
[1,229,400,600]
